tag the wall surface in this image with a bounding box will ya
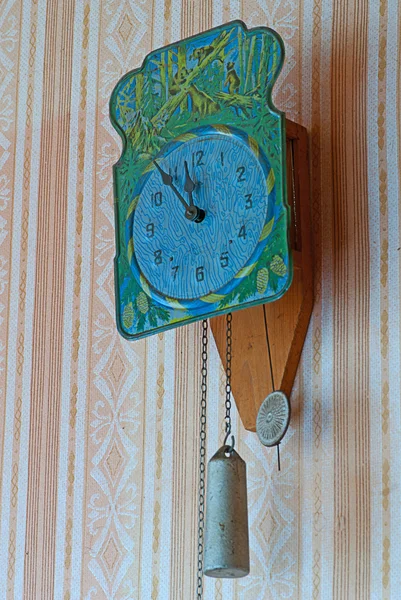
[0,0,400,599]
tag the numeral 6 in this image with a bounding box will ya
[220,252,229,268]
[196,266,205,282]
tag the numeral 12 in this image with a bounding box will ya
[192,150,205,167]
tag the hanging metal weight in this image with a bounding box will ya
[204,442,250,578]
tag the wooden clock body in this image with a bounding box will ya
[212,120,313,431]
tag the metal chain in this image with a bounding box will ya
[225,313,233,438]
[197,319,208,600]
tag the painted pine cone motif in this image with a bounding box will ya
[256,391,290,447]
[256,267,269,293]
[136,292,149,314]
[122,302,135,328]
[270,255,287,277]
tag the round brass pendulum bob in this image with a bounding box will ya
[204,444,250,578]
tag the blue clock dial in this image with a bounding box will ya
[132,132,271,302]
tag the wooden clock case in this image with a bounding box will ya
[212,119,313,431]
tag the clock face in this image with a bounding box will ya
[132,130,272,304]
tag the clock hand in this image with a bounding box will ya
[153,159,206,223]
[183,160,206,222]
[153,160,189,210]
[183,160,195,207]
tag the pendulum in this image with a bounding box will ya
[203,313,250,579]
[255,319,291,470]
[256,390,290,470]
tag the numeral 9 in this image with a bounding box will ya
[146,223,155,238]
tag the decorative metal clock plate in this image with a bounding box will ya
[110,20,292,340]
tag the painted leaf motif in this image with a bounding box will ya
[262,217,275,240]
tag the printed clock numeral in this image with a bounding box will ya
[236,166,246,182]
[196,266,205,282]
[238,225,247,239]
[172,265,179,280]
[192,150,205,167]
[154,249,162,265]
[146,223,155,238]
[220,251,229,268]
[151,191,163,207]
[245,193,253,209]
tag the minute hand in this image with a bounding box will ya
[184,160,196,207]
[153,160,189,210]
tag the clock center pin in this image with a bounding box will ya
[185,205,206,223]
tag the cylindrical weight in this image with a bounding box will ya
[204,445,250,578]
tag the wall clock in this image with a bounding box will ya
[110,20,292,340]
[109,20,314,593]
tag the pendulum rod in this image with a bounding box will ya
[262,307,282,471]
[262,306,275,392]
[197,319,208,600]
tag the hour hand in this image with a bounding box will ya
[153,159,173,186]
[184,160,195,206]
[153,160,189,210]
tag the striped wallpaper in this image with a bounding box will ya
[0,0,400,598]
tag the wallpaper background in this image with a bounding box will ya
[0,0,400,599]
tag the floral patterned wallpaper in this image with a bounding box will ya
[0,0,400,599]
